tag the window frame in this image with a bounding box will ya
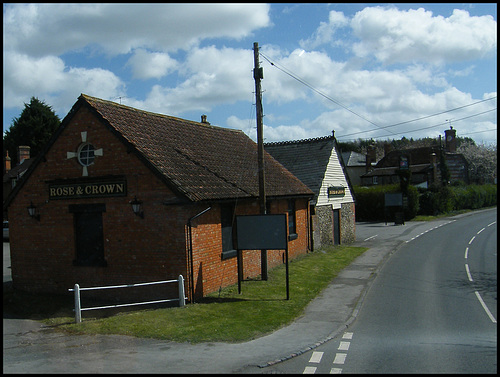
[77,143,96,167]
[220,204,237,260]
[288,199,298,241]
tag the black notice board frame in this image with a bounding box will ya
[235,214,290,299]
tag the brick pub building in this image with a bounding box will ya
[4,94,313,302]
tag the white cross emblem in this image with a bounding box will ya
[66,131,103,176]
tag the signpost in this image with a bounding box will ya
[384,193,404,225]
[236,214,290,299]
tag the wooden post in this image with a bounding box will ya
[237,249,243,294]
[254,41,268,280]
[285,247,290,300]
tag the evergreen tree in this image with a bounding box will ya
[3,97,61,166]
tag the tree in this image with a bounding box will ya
[3,97,61,166]
[458,141,497,184]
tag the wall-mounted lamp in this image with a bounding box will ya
[129,196,144,218]
[27,201,40,221]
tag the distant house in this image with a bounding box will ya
[361,127,469,188]
[265,133,355,248]
[341,151,370,186]
[3,94,313,301]
[3,146,33,219]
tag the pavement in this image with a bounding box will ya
[4,210,493,374]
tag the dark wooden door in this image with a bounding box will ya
[333,209,340,245]
[74,210,105,266]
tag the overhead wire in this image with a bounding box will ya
[366,108,497,140]
[259,52,497,141]
[259,52,399,136]
[461,127,498,137]
[339,97,497,139]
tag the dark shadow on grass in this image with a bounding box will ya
[3,281,74,320]
[198,294,288,304]
[3,281,181,321]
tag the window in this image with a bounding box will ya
[78,143,95,167]
[288,199,297,240]
[70,204,107,267]
[220,204,236,259]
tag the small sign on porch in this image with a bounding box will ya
[328,186,345,198]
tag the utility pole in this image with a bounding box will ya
[253,42,267,280]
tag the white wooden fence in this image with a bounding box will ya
[68,275,186,323]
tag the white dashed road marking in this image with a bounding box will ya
[465,264,473,282]
[309,352,323,363]
[338,342,350,351]
[465,224,497,324]
[342,332,353,340]
[475,291,497,323]
[333,353,347,365]
[303,366,317,374]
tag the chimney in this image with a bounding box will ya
[18,145,31,164]
[444,126,457,152]
[4,150,11,173]
[201,115,210,124]
[366,145,376,173]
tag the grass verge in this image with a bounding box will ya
[4,245,367,343]
[412,208,476,221]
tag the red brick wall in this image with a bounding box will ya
[7,105,311,303]
[189,198,310,298]
[8,105,189,301]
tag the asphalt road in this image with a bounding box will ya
[265,208,497,374]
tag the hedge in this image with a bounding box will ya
[354,183,496,220]
[353,184,419,221]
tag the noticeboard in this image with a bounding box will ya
[384,193,403,207]
[236,214,287,250]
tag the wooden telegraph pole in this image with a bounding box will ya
[253,42,268,280]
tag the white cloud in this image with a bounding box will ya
[299,10,349,50]
[3,3,271,56]
[3,3,270,114]
[3,51,124,114]
[65,67,124,101]
[2,3,495,146]
[130,46,254,115]
[259,47,425,113]
[127,49,178,80]
[228,115,312,143]
[260,48,347,105]
[3,53,66,106]
[350,7,497,64]
[403,65,448,87]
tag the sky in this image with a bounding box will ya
[3,3,497,147]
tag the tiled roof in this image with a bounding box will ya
[341,151,366,167]
[375,147,439,168]
[362,163,432,177]
[3,158,34,183]
[264,136,335,198]
[81,94,312,202]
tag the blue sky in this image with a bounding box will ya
[3,3,497,146]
